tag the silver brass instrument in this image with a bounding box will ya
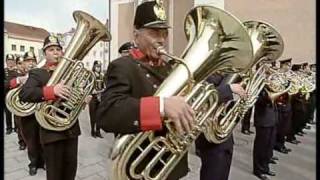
[111,6,253,180]
[34,11,111,131]
[5,59,46,117]
[204,21,285,143]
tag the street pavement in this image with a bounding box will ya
[4,107,316,180]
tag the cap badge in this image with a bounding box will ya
[49,35,58,43]
[154,0,166,21]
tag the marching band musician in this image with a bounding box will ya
[253,62,278,180]
[4,54,18,135]
[96,1,194,179]
[273,58,292,154]
[89,60,105,138]
[300,62,313,130]
[8,51,45,176]
[19,35,91,180]
[13,56,27,151]
[195,72,247,180]
[307,63,316,124]
[286,64,304,144]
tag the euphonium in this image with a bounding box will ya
[5,59,46,117]
[111,6,253,180]
[204,21,285,144]
[34,11,111,131]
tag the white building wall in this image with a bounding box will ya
[61,33,109,71]
[194,0,224,9]
[5,37,44,62]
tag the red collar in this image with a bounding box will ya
[129,48,165,67]
[44,61,59,68]
[129,48,145,60]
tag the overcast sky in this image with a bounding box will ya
[5,0,109,33]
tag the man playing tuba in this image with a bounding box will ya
[19,35,89,180]
[96,1,194,179]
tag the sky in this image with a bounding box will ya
[5,0,109,33]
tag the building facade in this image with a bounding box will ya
[60,27,110,71]
[4,22,50,65]
[109,0,315,64]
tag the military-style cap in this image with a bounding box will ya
[134,0,170,29]
[43,35,62,51]
[6,54,15,61]
[279,58,292,64]
[16,56,24,63]
[23,51,37,61]
[291,64,301,71]
[118,42,134,54]
[93,60,102,67]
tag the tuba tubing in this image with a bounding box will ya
[5,59,46,117]
[34,10,111,131]
[204,20,285,144]
[111,5,253,180]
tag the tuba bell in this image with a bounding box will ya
[5,59,46,117]
[34,11,111,131]
[204,21,285,144]
[111,6,253,180]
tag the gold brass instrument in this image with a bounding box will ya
[296,70,316,93]
[283,69,303,95]
[204,21,285,144]
[111,6,253,180]
[5,59,46,117]
[34,11,111,131]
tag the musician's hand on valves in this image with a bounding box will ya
[230,83,247,99]
[85,95,92,104]
[54,80,71,100]
[163,96,195,135]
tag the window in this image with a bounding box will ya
[12,44,16,51]
[20,45,25,52]
[30,47,34,52]
[100,51,103,58]
[93,51,96,58]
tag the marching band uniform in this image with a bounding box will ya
[13,56,27,150]
[19,35,81,180]
[195,73,235,180]
[4,54,18,135]
[96,1,189,179]
[12,51,45,176]
[306,63,316,124]
[96,50,189,179]
[274,58,292,153]
[286,64,304,144]
[89,60,105,138]
[253,89,278,180]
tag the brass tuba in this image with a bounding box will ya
[34,11,111,131]
[111,6,253,180]
[204,21,285,144]
[5,59,46,117]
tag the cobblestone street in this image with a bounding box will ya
[4,107,316,180]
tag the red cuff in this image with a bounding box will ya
[42,86,57,101]
[140,97,162,131]
[10,78,18,89]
